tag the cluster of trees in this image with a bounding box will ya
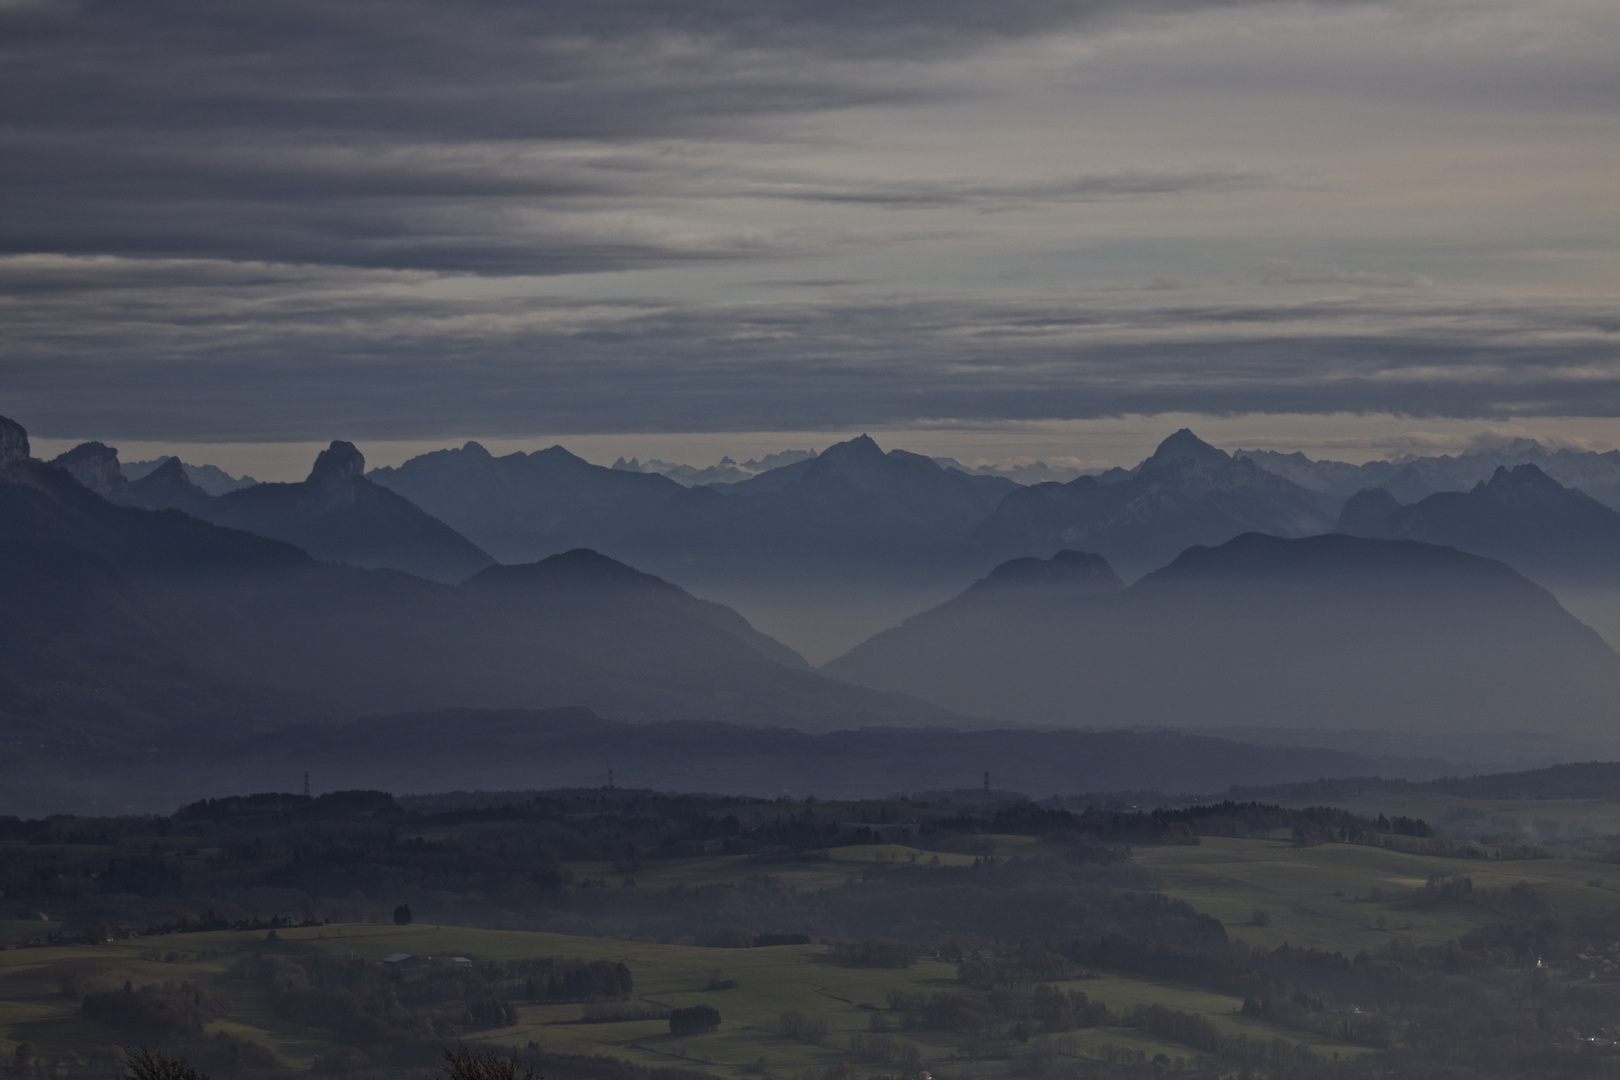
[884,985,1109,1040]
[81,981,232,1036]
[229,952,632,1050]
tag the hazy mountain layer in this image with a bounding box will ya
[1337,464,1620,588]
[123,456,258,495]
[1238,441,1620,509]
[147,441,497,584]
[825,533,1620,740]
[1,415,963,750]
[370,434,1021,660]
[975,430,1339,579]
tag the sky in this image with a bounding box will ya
[3,0,1618,474]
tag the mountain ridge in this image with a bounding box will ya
[825,533,1620,739]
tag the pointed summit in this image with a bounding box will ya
[127,456,212,515]
[816,434,886,466]
[0,414,31,467]
[1141,429,1229,471]
[1476,463,1564,496]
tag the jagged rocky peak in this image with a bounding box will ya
[1141,428,1231,471]
[0,414,30,466]
[972,549,1124,595]
[51,441,128,498]
[309,440,366,483]
[306,440,366,508]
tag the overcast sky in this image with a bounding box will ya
[3,0,1617,470]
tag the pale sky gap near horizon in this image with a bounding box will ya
[3,0,1617,459]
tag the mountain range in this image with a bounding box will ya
[1336,463,1620,588]
[824,533,1620,740]
[40,425,1620,662]
[369,433,1023,658]
[974,429,1339,579]
[123,456,257,495]
[1237,440,1620,509]
[53,439,494,584]
[2,416,960,749]
[369,429,1347,658]
[14,407,1620,811]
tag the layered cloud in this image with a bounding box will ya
[2,0,1616,439]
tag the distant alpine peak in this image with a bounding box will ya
[818,433,886,464]
[142,456,203,490]
[148,456,185,478]
[1480,462,1561,492]
[309,440,366,484]
[0,414,30,466]
[1142,428,1230,471]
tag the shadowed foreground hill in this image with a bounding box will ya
[825,533,1620,739]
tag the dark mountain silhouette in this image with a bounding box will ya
[2,422,319,737]
[974,429,1338,578]
[128,439,499,584]
[367,441,695,565]
[1337,464,1620,587]
[460,550,808,671]
[126,456,215,516]
[370,434,1013,572]
[122,456,257,495]
[0,416,960,760]
[825,533,1620,740]
[703,435,1016,559]
[50,441,131,501]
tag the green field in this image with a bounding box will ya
[1137,835,1620,953]
[8,809,1620,1079]
[0,912,1368,1076]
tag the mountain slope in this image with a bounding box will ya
[1336,464,1620,587]
[824,533,1620,739]
[975,430,1338,578]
